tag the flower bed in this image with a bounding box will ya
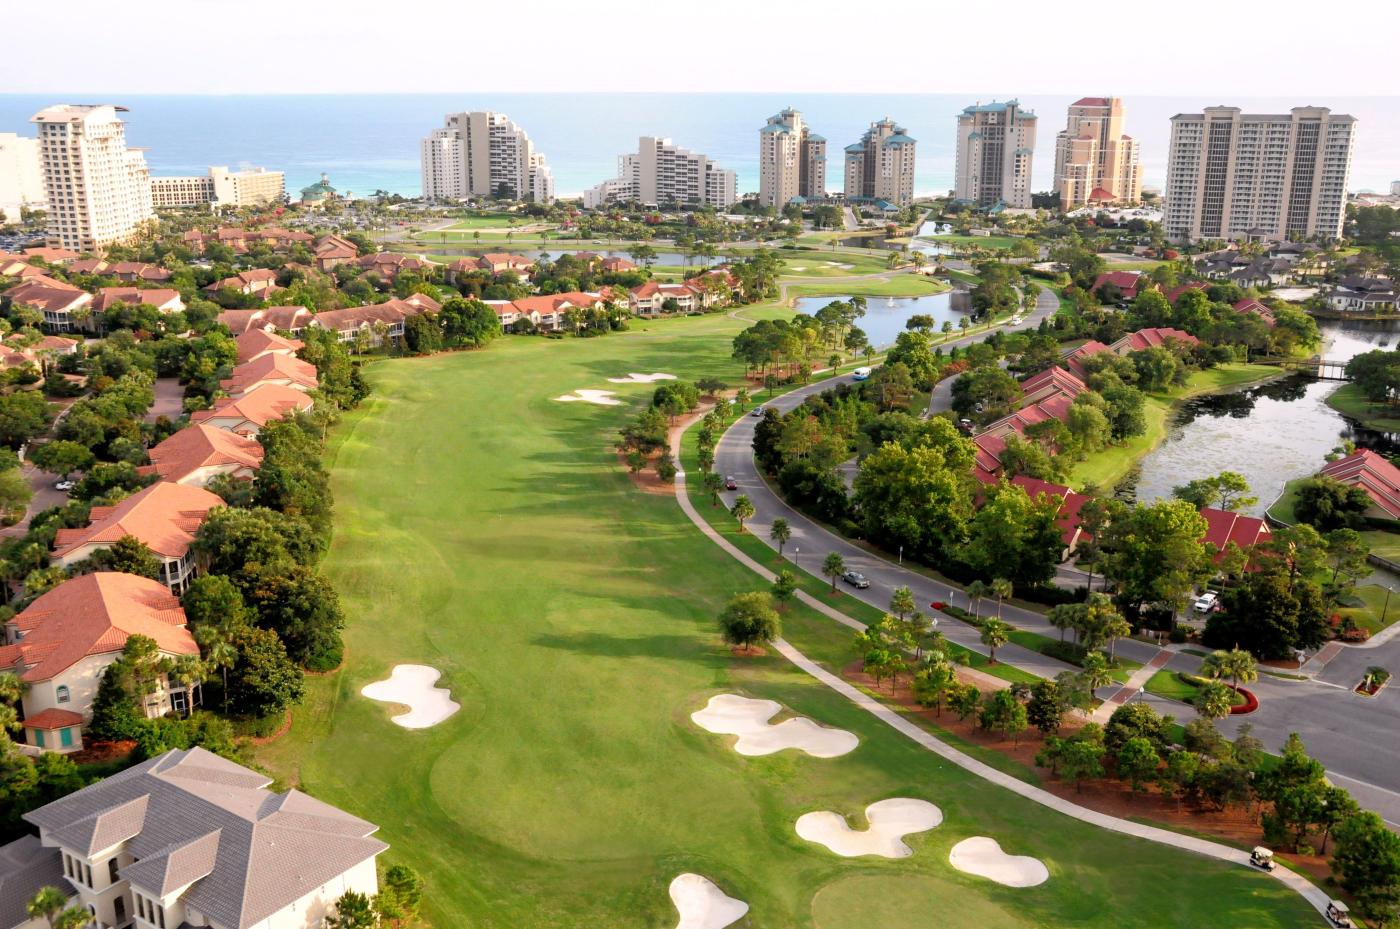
[1228,686,1259,715]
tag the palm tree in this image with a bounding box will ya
[204,636,237,712]
[990,578,1013,621]
[966,580,990,623]
[1201,648,1257,692]
[1194,681,1234,720]
[703,472,723,507]
[980,618,1011,664]
[889,586,916,622]
[26,886,68,929]
[822,552,846,592]
[769,518,791,556]
[729,495,755,533]
[1079,650,1114,693]
[53,908,94,929]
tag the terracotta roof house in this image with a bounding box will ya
[1109,327,1200,355]
[3,277,93,333]
[66,257,111,275]
[51,483,224,595]
[474,253,535,275]
[1020,366,1086,405]
[972,432,1007,483]
[186,227,314,255]
[1198,506,1271,565]
[1164,281,1211,305]
[107,262,172,284]
[234,328,302,364]
[1318,450,1400,520]
[1010,475,1093,554]
[1091,271,1143,301]
[219,353,318,398]
[356,253,429,281]
[1062,340,1112,379]
[0,573,200,751]
[629,280,709,315]
[313,234,359,271]
[489,291,616,332]
[1232,297,1277,326]
[22,247,80,265]
[309,294,440,348]
[20,747,386,929]
[190,383,313,436]
[217,305,313,337]
[91,287,185,315]
[0,835,70,926]
[204,268,280,296]
[442,257,479,283]
[138,424,264,489]
[0,251,32,276]
[600,256,637,273]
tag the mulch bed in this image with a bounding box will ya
[69,740,135,766]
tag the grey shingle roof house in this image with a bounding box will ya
[0,834,69,928]
[21,747,386,929]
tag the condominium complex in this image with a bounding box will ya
[0,132,45,222]
[420,111,554,202]
[150,165,286,209]
[583,137,736,209]
[1163,106,1356,242]
[843,118,916,207]
[31,104,154,252]
[759,108,826,208]
[1053,97,1142,211]
[954,100,1037,209]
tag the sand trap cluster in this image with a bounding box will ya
[554,389,621,405]
[948,836,1049,887]
[796,798,943,858]
[360,665,460,729]
[691,694,858,758]
[607,372,678,384]
[668,873,748,929]
[823,261,854,269]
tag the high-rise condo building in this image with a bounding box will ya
[31,104,154,252]
[0,133,45,223]
[954,100,1037,209]
[1053,97,1141,211]
[759,108,826,208]
[420,111,554,203]
[150,166,286,209]
[1164,106,1356,243]
[843,118,916,207]
[583,137,736,209]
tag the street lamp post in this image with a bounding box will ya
[899,545,903,565]
[1384,586,1393,626]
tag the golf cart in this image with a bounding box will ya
[1326,900,1353,928]
[1249,846,1275,871]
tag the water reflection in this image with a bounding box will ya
[423,246,724,267]
[793,293,964,350]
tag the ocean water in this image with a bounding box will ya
[2,93,1398,200]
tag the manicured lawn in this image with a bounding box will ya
[447,215,548,230]
[787,276,949,299]
[1069,365,1278,491]
[1326,383,1400,432]
[1143,671,1246,708]
[776,250,893,277]
[253,317,1319,929]
[921,233,1020,250]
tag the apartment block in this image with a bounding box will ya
[1053,97,1142,211]
[1163,106,1356,243]
[759,108,826,208]
[420,111,554,202]
[0,132,46,223]
[954,100,1037,209]
[150,165,285,209]
[843,118,916,207]
[584,137,736,209]
[31,104,154,252]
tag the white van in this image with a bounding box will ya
[852,366,872,381]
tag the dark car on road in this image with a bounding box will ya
[842,570,870,589]
[724,475,738,490]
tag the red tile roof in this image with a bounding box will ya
[140,424,264,485]
[23,247,79,264]
[3,278,92,314]
[2,573,198,682]
[1020,366,1086,401]
[190,384,313,432]
[1064,340,1112,378]
[1319,450,1400,520]
[1010,475,1093,546]
[1092,271,1143,299]
[52,483,224,562]
[1232,298,1276,326]
[219,353,318,397]
[22,707,85,730]
[1199,507,1271,561]
[234,328,302,364]
[1073,97,1111,107]
[91,287,183,314]
[218,306,313,335]
[1113,327,1200,353]
[1164,281,1210,304]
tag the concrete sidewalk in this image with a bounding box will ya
[1092,649,1173,723]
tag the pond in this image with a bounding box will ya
[425,246,724,267]
[793,292,967,350]
[1126,321,1400,515]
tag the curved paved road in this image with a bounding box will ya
[716,286,1400,827]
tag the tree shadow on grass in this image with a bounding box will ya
[533,631,724,663]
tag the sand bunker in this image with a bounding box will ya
[796,798,943,858]
[948,836,1049,887]
[360,665,460,729]
[691,694,858,758]
[669,873,748,929]
[607,372,678,384]
[554,389,621,405]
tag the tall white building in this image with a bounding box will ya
[150,166,285,209]
[759,108,826,208]
[584,137,736,209]
[843,118,917,207]
[420,111,554,203]
[954,100,1037,209]
[31,105,154,252]
[1163,106,1356,243]
[1053,97,1142,211]
[0,133,46,223]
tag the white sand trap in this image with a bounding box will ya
[691,694,858,757]
[796,798,943,858]
[360,665,460,729]
[606,372,678,384]
[554,389,621,405]
[948,836,1049,887]
[789,265,808,271]
[669,873,748,929]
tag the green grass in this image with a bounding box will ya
[252,316,1321,929]
[776,251,893,277]
[446,215,552,230]
[1069,365,1278,491]
[921,233,1020,250]
[786,276,949,299]
[1143,671,1246,707]
[1326,384,1400,433]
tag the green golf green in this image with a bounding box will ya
[252,313,1319,928]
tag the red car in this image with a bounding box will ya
[725,476,738,490]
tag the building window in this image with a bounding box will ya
[84,864,92,887]
[108,857,119,883]
[56,685,70,703]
